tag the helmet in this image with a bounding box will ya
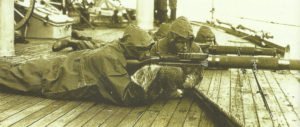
[153,23,171,41]
[195,26,215,43]
[121,25,153,47]
[169,16,193,39]
[120,25,154,59]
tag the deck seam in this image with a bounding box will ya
[246,70,261,127]
[271,72,300,120]
[79,104,108,126]
[262,71,290,126]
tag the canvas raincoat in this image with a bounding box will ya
[150,16,204,89]
[0,25,157,106]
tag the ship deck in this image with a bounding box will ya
[0,26,299,127]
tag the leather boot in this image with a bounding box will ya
[52,39,71,52]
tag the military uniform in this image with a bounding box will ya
[52,30,105,52]
[0,25,163,106]
[153,23,171,41]
[150,17,204,92]
[195,26,217,52]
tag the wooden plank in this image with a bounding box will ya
[0,99,54,127]
[207,70,222,103]
[47,102,95,127]
[134,99,167,127]
[116,106,149,127]
[197,70,214,95]
[198,70,223,127]
[217,70,231,112]
[255,70,288,126]
[198,109,214,127]
[65,104,106,127]
[0,96,44,121]
[0,94,24,109]
[183,101,202,127]
[0,93,10,100]
[168,97,194,127]
[272,72,300,126]
[239,70,259,126]
[195,70,215,127]
[272,71,300,117]
[83,104,120,127]
[149,99,180,127]
[10,100,67,127]
[246,70,273,126]
[230,69,245,124]
[29,101,82,127]
[263,71,298,126]
[99,106,132,127]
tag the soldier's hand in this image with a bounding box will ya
[183,74,197,89]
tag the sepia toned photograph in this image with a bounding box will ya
[0,0,299,126]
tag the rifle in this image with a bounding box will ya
[191,21,288,55]
[127,53,300,70]
[197,44,279,56]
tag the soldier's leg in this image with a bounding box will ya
[0,58,55,93]
[169,0,177,21]
[52,39,71,52]
[157,0,168,24]
[52,39,103,51]
[170,8,176,21]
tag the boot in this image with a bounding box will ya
[52,39,71,52]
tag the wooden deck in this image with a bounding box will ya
[1,26,300,126]
[194,69,300,127]
[0,91,217,127]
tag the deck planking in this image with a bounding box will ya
[134,99,167,127]
[0,91,215,127]
[10,100,67,127]
[240,70,260,126]
[194,69,300,127]
[29,101,82,127]
[167,97,194,127]
[0,26,299,127]
[82,104,120,127]
[65,103,106,127]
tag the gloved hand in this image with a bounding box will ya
[131,65,161,91]
[182,67,203,89]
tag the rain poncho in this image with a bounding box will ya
[169,16,194,39]
[0,25,161,106]
[153,23,171,41]
[195,26,216,44]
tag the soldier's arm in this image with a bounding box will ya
[122,81,146,106]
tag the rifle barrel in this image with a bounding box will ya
[126,55,300,70]
[208,55,300,70]
[208,45,277,56]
